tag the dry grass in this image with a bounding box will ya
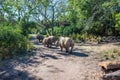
[99,44,120,60]
[79,43,120,61]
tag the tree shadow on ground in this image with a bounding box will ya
[0,67,43,80]
[33,41,43,45]
[0,50,44,80]
[40,54,59,59]
[49,46,59,49]
[71,51,89,57]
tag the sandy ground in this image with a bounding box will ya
[0,35,120,80]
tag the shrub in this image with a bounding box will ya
[54,27,63,37]
[21,21,37,36]
[0,26,30,60]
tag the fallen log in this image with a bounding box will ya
[102,70,120,80]
[98,61,120,70]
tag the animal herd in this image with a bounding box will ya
[36,35,74,53]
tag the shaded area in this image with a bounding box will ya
[31,40,43,45]
[71,51,89,57]
[0,51,43,80]
[40,54,59,59]
[34,42,43,45]
[0,67,43,80]
[49,46,59,49]
[57,51,88,57]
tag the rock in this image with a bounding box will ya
[102,70,120,80]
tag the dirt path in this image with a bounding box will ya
[0,36,108,80]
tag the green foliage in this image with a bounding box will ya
[53,27,62,37]
[67,0,120,36]
[115,13,120,35]
[1,0,120,43]
[21,21,37,36]
[0,26,30,60]
[53,25,85,38]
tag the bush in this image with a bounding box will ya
[0,26,30,60]
[21,21,37,36]
[54,27,63,37]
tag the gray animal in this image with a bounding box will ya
[42,37,52,47]
[48,36,56,45]
[56,36,74,53]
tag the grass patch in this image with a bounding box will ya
[101,46,120,60]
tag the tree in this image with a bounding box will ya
[67,0,120,36]
[31,0,68,35]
